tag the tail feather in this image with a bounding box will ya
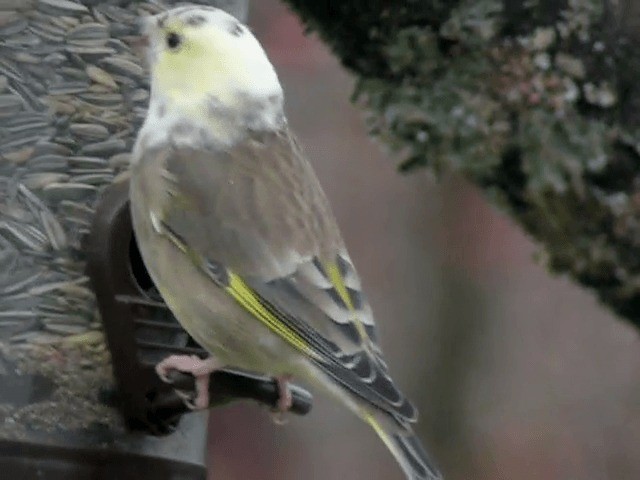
[365,414,442,480]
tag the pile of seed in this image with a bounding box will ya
[0,0,221,441]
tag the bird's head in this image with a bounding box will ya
[140,6,283,128]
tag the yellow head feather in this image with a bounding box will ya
[151,17,262,106]
[137,6,284,149]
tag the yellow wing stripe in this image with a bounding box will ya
[159,212,317,360]
[324,262,370,343]
[225,271,318,358]
[325,262,355,310]
[364,411,396,452]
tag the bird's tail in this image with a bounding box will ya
[364,412,442,480]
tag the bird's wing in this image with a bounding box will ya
[147,128,416,423]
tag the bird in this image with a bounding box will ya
[129,6,442,480]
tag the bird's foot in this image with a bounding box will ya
[271,374,293,425]
[155,354,220,410]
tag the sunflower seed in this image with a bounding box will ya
[0,203,28,222]
[105,33,132,49]
[85,84,109,94]
[59,66,88,80]
[58,200,94,217]
[1,134,49,154]
[62,330,103,345]
[47,99,76,115]
[0,320,24,330]
[64,45,116,57]
[69,168,112,176]
[38,0,88,15]
[28,277,86,296]
[39,209,67,250]
[32,142,71,156]
[21,173,70,190]
[1,131,43,151]
[0,310,36,318]
[67,22,108,40]
[67,38,111,48]
[0,59,22,82]
[44,323,88,335]
[52,255,86,270]
[18,75,47,96]
[2,147,34,164]
[53,136,78,149]
[17,183,43,207]
[61,284,95,300]
[8,331,35,343]
[67,156,107,168]
[0,272,43,295]
[0,94,24,115]
[99,56,144,79]
[70,173,114,185]
[41,53,66,66]
[3,113,46,130]
[42,182,97,201]
[41,313,89,325]
[46,15,73,31]
[28,26,64,44]
[49,81,89,95]
[0,221,47,252]
[79,137,125,156]
[30,20,66,39]
[0,0,34,9]
[97,4,135,24]
[85,65,117,89]
[77,91,123,106]
[7,81,47,111]
[108,73,138,88]
[27,154,67,169]
[4,125,50,140]
[69,123,110,141]
[0,15,28,37]
[24,223,48,243]
[38,302,68,314]
[13,52,39,64]
[0,12,21,27]
[4,33,42,49]
[0,293,33,309]
[60,14,80,26]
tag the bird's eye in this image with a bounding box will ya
[166,32,181,50]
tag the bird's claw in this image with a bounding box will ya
[155,354,219,410]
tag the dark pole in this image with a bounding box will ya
[0,1,247,479]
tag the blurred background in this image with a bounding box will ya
[207,2,640,479]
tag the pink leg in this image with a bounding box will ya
[271,374,293,424]
[155,355,220,410]
[276,374,293,412]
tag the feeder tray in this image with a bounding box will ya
[86,180,312,434]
